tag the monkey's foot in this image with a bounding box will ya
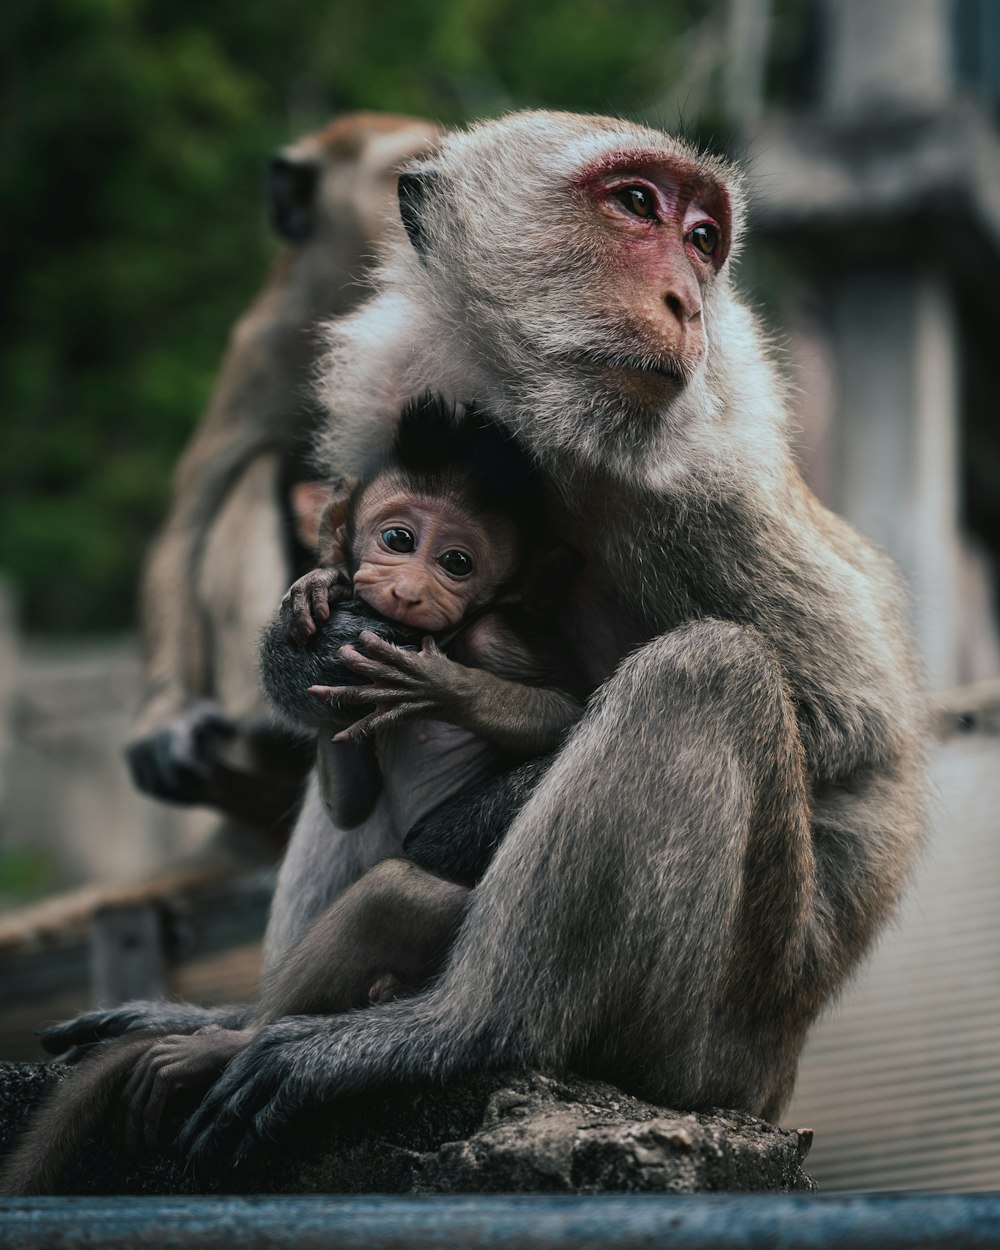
[368,974,420,1004]
[177,1017,327,1169]
[38,1003,244,1060]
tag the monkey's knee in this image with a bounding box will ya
[608,619,789,724]
[362,857,470,923]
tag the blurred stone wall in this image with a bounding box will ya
[0,580,213,904]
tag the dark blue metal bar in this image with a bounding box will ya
[2,1193,1000,1249]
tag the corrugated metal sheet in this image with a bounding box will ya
[784,731,1000,1190]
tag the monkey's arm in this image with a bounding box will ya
[316,737,382,829]
[130,281,319,800]
[311,633,582,755]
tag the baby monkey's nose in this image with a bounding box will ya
[391,582,424,606]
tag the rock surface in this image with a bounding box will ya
[0,1061,814,1195]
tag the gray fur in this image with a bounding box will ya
[49,112,924,1159]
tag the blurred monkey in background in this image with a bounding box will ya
[125,113,439,852]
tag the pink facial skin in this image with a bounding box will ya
[349,477,518,635]
[570,153,732,385]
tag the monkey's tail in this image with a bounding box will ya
[0,1037,154,1196]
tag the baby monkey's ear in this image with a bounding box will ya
[316,476,359,567]
[290,480,336,556]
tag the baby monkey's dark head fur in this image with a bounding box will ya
[340,394,545,632]
[345,393,543,572]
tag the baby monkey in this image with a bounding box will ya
[1,397,582,1195]
[261,392,582,839]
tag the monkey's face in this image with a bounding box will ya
[561,154,732,406]
[349,477,518,633]
[393,114,746,477]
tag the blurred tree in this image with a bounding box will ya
[0,0,713,634]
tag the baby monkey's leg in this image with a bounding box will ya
[260,857,471,1020]
[115,861,469,1159]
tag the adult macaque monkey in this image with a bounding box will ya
[125,112,439,846]
[42,112,922,1163]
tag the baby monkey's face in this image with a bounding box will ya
[351,476,519,633]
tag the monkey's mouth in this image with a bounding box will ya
[573,351,688,386]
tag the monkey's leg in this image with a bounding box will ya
[0,1037,159,1196]
[41,771,403,1057]
[178,620,847,1163]
[262,771,405,974]
[259,857,470,1021]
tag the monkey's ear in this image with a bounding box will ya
[290,481,335,555]
[397,169,439,256]
[317,479,357,566]
[268,153,320,241]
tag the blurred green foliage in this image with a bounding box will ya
[0,0,714,634]
[0,844,58,907]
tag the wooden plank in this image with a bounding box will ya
[91,904,166,1005]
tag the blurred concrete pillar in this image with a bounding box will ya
[820,0,954,116]
[830,270,963,688]
[724,0,772,128]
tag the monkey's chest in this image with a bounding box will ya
[375,720,503,833]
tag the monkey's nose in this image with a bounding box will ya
[391,584,423,607]
[663,288,701,324]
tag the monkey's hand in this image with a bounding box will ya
[120,1027,254,1153]
[279,568,351,646]
[125,700,236,805]
[308,632,468,742]
[38,1002,247,1060]
[177,1017,334,1168]
[312,630,581,754]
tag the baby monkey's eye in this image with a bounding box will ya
[438,550,473,577]
[381,527,415,552]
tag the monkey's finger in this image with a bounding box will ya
[336,642,414,681]
[239,1091,293,1158]
[142,1061,188,1151]
[123,1050,174,1154]
[191,706,237,741]
[182,1081,272,1171]
[38,1010,129,1055]
[310,684,424,706]
[333,701,435,742]
[285,584,318,644]
[356,631,425,672]
[120,1037,185,1114]
[308,580,333,627]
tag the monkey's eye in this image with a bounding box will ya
[438,550,473,577]
[381,527,415,553]
[688,223,719,257]
[613,185,657,220]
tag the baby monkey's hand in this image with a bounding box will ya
[309,631,473,741]
[279,568,350,646]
